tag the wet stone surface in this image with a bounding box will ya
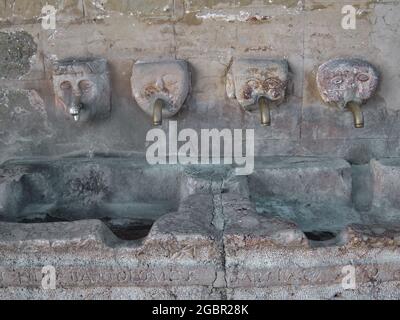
[252,196,361,242]
[316,58,379,108]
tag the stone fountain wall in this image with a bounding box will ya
[0,0,399,163]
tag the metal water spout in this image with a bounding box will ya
[258,96,271,126]
[152,98,165,126]
[347,101,364,129]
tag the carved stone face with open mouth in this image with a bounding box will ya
[52,58,111,123]
[317,58,379,128]
[317,58,379,108]
[131,60,191,126]
[227,59,289,126]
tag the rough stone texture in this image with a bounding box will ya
[0,89,53,164]
[0,89,50,142]
[0,31,37,79]
[301,0,400,161]
[1,0,400,300]
[228,281,400,300]
[316,58,379,107]
[0,1,83,25]
[0,195,221,288]
[0,286,223,300]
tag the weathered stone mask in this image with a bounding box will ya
[316,58,379,128]
[131,60,190,126]
[227,59,289,126]
[52,58,111,122]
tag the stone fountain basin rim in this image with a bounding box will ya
[0,213,215,250]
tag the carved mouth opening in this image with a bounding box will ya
[14,214,155,241]
[304,230,337,241]
[303,230,340,247]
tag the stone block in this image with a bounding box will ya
[371,159,400,209]
[248,157,352,204]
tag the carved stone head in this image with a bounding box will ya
[316,58,379,108]
[52,58,111,122]
[131,60,190,118]
[227,59,289,110]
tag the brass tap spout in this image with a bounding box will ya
[258,96,271,126]
[153,98,164,126]
[346,101,364,129]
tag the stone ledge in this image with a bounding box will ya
[249,157,352,204]
[1,157,400,298]
[371,158,400,209]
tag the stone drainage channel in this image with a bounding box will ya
[1,157,400,299]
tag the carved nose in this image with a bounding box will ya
[155,78,165,91]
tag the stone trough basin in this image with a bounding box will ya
[247,157,360,246]
[0,158,186,241]
[1,156,400,299]
[0,157,227,299]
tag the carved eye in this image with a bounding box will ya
[331,77,343,85]
[264,78,282,89]
[79,80,94,93]
[60,81,72,90]
[247,79,261,89]
[356,73,370,82]
[269,89,281,100]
